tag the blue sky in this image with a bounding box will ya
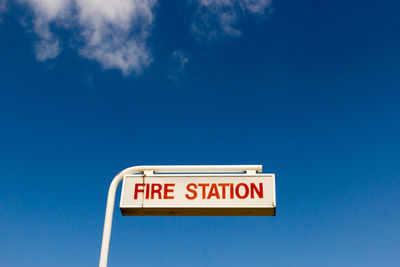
[1,0,400,266]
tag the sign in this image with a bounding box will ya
[120,174,275,216]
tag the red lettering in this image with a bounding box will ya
[145,183,150,199]
[164,183,175,199]
[218,183,229,199]
[207,184,220,199]
[230,183,234,199]
[236,183,249,199]
[186,183,197,200]
[198,183,210,199]
[134,183,144,200]
[250,183,263,199]
[151,184,162,199]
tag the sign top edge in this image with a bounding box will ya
[124,173,275,177]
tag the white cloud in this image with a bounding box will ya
[17,0,156,75]
[192,0,271,40]
[19,0,70,60]
[4,0,269,75]
[76,0,155,75]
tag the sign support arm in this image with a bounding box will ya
[99,165,262,267]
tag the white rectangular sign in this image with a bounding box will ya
[120,174,275,216]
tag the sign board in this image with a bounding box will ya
[120,174,275,216]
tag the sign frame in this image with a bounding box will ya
[99,165,274,267]
[120,173,276,216]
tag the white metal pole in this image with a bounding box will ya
[99,165,262,267]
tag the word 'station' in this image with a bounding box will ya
[120,175,276,216]
[133,182,263,200]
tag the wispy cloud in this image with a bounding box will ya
[19,0,70,60]
[17,0,156,75]
[75,0,155,75]
[167,50,189,83]
[2,0,270,75]
[0,0,6,11]
[192,0,272,40]
[0,0,8,21]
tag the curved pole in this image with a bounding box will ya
[99,165,262,267]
